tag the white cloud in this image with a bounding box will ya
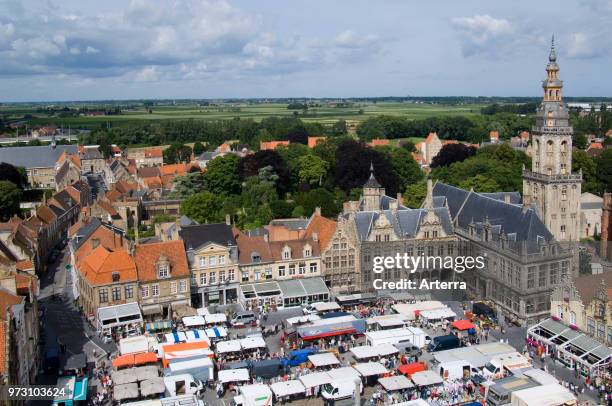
[135,66,160,82]
[85,46,100,54]
[452,15,513,57]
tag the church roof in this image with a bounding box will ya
[363,163,382,188]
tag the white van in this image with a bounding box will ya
[321,379,363,401]
[164,374,204,397]
[436,361,479,381]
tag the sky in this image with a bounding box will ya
[0,0,610,101]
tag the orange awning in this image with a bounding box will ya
[112,354,135,369]
[134,352,158,366]
[398,362,427,377]
[161,341,212,368]
[113,352,158,369]
[451,319,475,331]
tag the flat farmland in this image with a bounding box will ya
[4,102,483,130]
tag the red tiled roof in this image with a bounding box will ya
[144,148,163,158]
[305,214,337,251]
[0,289,24,321]
[15,260,34,272]
[134,240,189,282]
[367,139,390,147]
[78,245,137,286]
[425,132,438,143]
[260,141,290,151]
[308,136,327,148]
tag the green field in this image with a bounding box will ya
[1,102,483,130]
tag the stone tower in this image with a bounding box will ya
[362,163,384,211]
[523,37,582,242]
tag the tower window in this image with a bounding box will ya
[560,225,566,239]
[561,188,567,200]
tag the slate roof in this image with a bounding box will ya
[432,182,553,245]
[582,202,602,210]
[69,217,102,250]
[352,207,453,241]
[480,191,522,205]
[0,145,77,168]
[179,223,236,250]
[363,173,382,188]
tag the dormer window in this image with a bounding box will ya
[156,254,171,278]
[282,246,291,260]
[251,252,261,263]
[303,245,312,258]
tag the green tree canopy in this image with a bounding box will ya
[163,143,193,164]
[390,148,425,191]
[0,181,22,220]
[203,154,241,195]
[298,154,329,186]
[180,191,224,224]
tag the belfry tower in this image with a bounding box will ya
[523,37,581,242]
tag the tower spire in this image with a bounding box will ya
[549,34,557,62]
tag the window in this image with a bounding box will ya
[191,273,196,285]
[561,188,567,200]
[289,264,296,275]
[141,285,150,298]
[265,268,272,279]
[550,263,559,285]
[598,323,606,339]
[220,270,226,282]
[283,248,291,259]
[384,234,390,242]
[587,318,595,335]
[560,225,566,240]
[200,273,207,285]
[304,248,311,257]
[112,287,121,301]
[538,265,547,287]
[417,246,424,256]
[152,284,159,297]
[228,269,235,282]
[570,311,576,326]
[125,285,134,299]
[209,256,217,266]
[527,266,536,288]
[99,288,108,303]
[170,282,178,294]
[209,272,216,284]
[219,255,225,265]
[375,235,381,242]
[608,327,612,344]
[199,257,207,267]
[427,246,434,256]
[158,264,169,278]
[179,280,187,293]
[299,263,305,274]
[310,263,317,273]
[278,266,286,277]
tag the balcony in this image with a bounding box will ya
[523,170,582,183]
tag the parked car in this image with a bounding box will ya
[394,340,422,357]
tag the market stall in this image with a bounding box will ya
[308,352,340,368]
[218,368,250,384]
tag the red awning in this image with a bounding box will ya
[451,319,475,331]
[398,362,427,377]
[112,352,158,369]
[112,354,135,369]
[134,352,158,366]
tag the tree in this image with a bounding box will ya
[193,141,205,155]
[430,143,476,168]
[298,154,329,186]
[238,150,291,195]
[0,162,26,188]
[390,148,424,190]
[574,133,588,150]
[295,188,341,217]
[270,200,295,218]
[98,139,113,159]
[180,191,224,224]
[572,150,599,194]
[0,181,22,220]
[171,172,206,198]
[203,154,241,195]
[459,175,500,192]
[596,149,612,193]
[330,119,347,136]
[404,182,427,208]
[333,140,400,196]
[163,143,193,164]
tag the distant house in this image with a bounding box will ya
[260,141,290,151]
[308,136,327,148]
[414,132,443,166]
[367,139,390,148]
[0,144,78,189]
[586,142,604,158]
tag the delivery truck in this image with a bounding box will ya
[296,315,366,341]
[365,327,430,348]
[164,374,204,397]
[482,352,532,379]
[436,360,479,381]
[232,384,272,406]
[486,376,540,406]
[510,383,576,406]
[427,334,461,352]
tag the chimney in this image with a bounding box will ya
[92,238,100,249]
[522,202,530,214]
[504,194,511,204]
[225,214,231,225]
[314,207,321,216]
[396,193,403,205]
[424,179,433,209]
[263,234,268,242]
[390,201,398,212]
[312,232,318,242]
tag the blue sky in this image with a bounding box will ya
[0,0,610,101]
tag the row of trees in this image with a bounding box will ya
[0,163,27,220]
[178,138,425,229]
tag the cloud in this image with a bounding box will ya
[135,66,160,82]
[451,15,513,57]
[335,30,379,49]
